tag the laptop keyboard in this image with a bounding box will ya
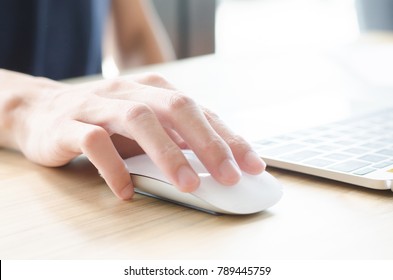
[253,108,393,190]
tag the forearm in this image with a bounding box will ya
[110,0,175,70]
[136,0,175,64]
[0,69,63,149]
[0,69,265,200]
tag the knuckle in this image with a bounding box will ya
[167,93,195,112]
[201,137,226,154]
[154,143,180,162]
[97,78,133,96]
[125,103,154,123]
[142,72,169,86]
[81,127,108,149]
[105,79,127,92]
[226,134,249,150]
[203,107,220,121]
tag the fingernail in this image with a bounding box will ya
[177,165,200,192]
[120,183,134,200]
[219,158,242,185]
[244,150,266,173]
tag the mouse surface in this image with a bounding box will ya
[124,150,283,215]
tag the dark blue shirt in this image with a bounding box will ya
[0,0,110,80]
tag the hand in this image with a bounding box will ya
[10,73,266,200]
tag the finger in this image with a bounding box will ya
[84,80,242,186]
[73,99,200,192]
[131,73,177,90]
[154,92,243,185]
[116,102,200,192]
[99,86,243,186]
[59,120,134,200]
[163,127,189,149]
[90,74,176,101]
[202,107,266,175]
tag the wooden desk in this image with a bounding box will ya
[2,42,393,259]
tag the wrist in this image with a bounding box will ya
[0,69,65,149]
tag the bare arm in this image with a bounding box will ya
[106,0,175,69]
[0,70,63,150]
[0,69,265,200]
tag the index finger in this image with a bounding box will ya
[146,90,243,186]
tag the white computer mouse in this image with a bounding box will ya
[124,150,283,215]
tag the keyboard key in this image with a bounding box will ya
[353,167,377,176]
[361,142,382,149]
[344,147,368,155]
[358,154,389,163]
[376,149,393,156]
[335,140,355,146]
[315,144,341,152]
[373,161,393,169]
[324,153,351,161]
[320,133,340,139]
[280,150,321,162]
[273,135,296,141]
[303,158,335,167]
[377,137,393,143]
[302,138,323,144]
[329,160,370,173]
[258,143,305,157]
[253,140,278,147]
[255,107,393,188]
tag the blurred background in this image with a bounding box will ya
[142,0,393,137]
[152,0,393,58]
[215,0,358,56]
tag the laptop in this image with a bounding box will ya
[253,107,393,191]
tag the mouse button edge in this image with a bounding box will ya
[192,174,283,214]
[133,175,227,214]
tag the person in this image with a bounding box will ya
[0,0,266,200]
